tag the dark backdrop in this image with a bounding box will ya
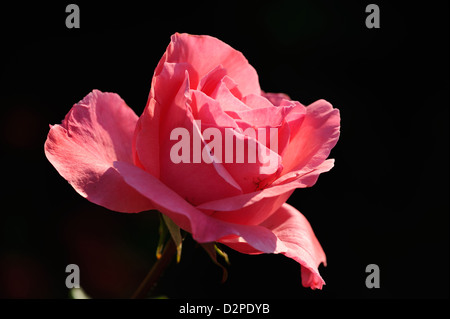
[0,1,448,299]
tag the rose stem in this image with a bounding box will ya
[130,239,176,299]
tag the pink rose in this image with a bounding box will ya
[45,33,340,289]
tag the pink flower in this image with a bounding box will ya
[44,33,340,289]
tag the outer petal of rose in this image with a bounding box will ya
[44,90,153,213]
[262,92,291,106]
[113,161,288,254]
[208,190,294,226]
[220,203,326,289]
[132,97,160,177]
[158,33,261,96]
[134,61,194,176]
[195,159,334,227]
[152,64,243,205]
[281,99,340,174]
[197,159,334,213]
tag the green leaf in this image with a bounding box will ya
[161,214,183,263]
[201,243,230,283]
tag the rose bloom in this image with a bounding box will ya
[45,33,340,289]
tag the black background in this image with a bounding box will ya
[0,0,448,301]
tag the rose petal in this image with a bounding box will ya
[234,105,293,129]
[283,101,306,142]
[197,65,228,97]
[193,120,283,194]
[151,64,243,205]
[156,33,261,96]
[210,76,250,113]
[241,94,274,109]
[261,203,326,289]
[197,159,334,213]
[113,161,288,254]
[219,127,283,193]
[220,203,326,289]
[134,62,194,176]
[262,92,291,106]
[207,190,293,226]
[282,99,340,174]
[132,97,160,176]
[229,102,294,157]
[190,90,238,128]
[44,90,153,213]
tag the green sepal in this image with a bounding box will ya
[161,214,183,263]
[201,242,230,283]
[215,244,230,265]
[156,214,169,259]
